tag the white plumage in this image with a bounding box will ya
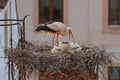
[59,41,70,48]
[51,45,64,54]
[57,41,82,53]
[69,42,82,53]
[47,22,69,36]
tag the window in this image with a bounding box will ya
[108,67,120,80]
[103,0,120,33]
[33,0,68,27]
[108,0,120,25]
[38,0,63,23]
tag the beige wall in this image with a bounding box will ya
[69,0,120,48]
[17,0,120,48]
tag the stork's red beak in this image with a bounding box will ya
[69,30,75,41]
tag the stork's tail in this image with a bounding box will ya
[35,26,41,31]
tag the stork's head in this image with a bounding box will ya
[66,27,71,35]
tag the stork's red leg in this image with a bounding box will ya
[56,34,59,46]
[52,34,55,48]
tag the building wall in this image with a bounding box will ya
[16,0,120,48]
[68,0,120,48]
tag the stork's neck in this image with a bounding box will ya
[65,28,70,35]
[61,27,71,36]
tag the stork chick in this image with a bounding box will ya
[51,45,64,54]
[69,42,82,53]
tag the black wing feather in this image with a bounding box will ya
[35,25,57,33]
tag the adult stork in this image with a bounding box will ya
[35,22,74,47]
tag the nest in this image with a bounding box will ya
[5,41,112,80]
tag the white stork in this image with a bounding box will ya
[35,22,74,47]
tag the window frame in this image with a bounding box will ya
[103,0,120,33]
[33,0,68,28]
